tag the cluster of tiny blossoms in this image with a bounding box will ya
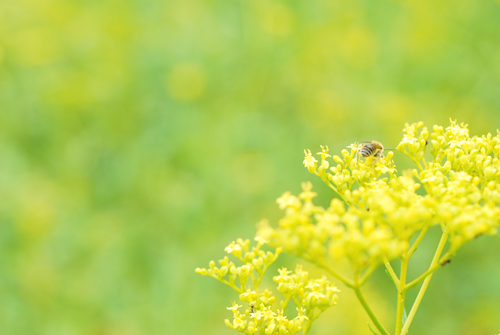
[259,120,500,275]
[196,238,339,334]
[397,120,500,251]
[197,120,500,335]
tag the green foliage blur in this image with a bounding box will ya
[1,0,500,334]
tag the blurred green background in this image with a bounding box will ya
[1,0,500,334]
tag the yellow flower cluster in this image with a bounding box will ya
[303,144,397,205]
[224,300,308,335]
[196,239,339,334]
[195,238,282,292]
[397,120,500,250]
[273,265,339,311]
[258,180,415,271]
[197,120,500,335]
[261,120,500,276]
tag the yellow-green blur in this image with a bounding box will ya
[2,0,500,334]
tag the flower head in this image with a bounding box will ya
[303,149,318,173]
[227,301,242,313]
[261,120,500,274]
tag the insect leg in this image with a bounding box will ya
[373,151,384,165]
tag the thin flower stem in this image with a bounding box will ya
[421,156,428,168]
[404,251,450,292]
[282,295,292,313]
[316,262,355,288]
[303,312,319,335]
[324,181,357,208]
[253,265,268,289]
[439,221,448,233]
[217,277,245,293]
[353,285,391,335]
[394,257,408,335]
[303,324,310,335]
[316,172,358,208]
[415,160,424,172]
[402,151,424,172]
[407,227,429,258]
[359,265,378,286]
[400,232,449,334]
[384,258,400,286]
[250,271,257,288]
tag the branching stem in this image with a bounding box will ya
[353,284,390,335]
[404,251,450,292]
[407,227,429,258]
[384,258,400,287]
[316,262,355,288]
[216,277,245,293]
[400,232,449,334]
[359,265,378,286]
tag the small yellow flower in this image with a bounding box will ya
[227,301,243,313]
[250,310,265,320]
[254,236,268,245]
[299,181,317,201]
[296,307,309,322]
[232,315,246,329]
[401,134,418,145]
[317,145,331,160]
[275,309,288,323]
[262,306,277,320]
[225,241,242,256]
[347,142,359,151]
[327,286,341,293]
[303,149,318,173]
[276,192,301,210]
[274,267,292,282]
[239,288,258,302]
[224,243,240,253]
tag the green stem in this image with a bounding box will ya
[414,160,424,172]
[394,257,408,335]
[281,295,292,313]
[402,151,424,172]
[216,277,245,293]
[421,156,428,168]
[400,232,449,334]
[359,265,378,286]
[316,262,355,288]
[384,258,400,286]
[404,252,450,292]
[292,296,301,308]
[317,172,358,208]
[253,265,268,289]
[407,227,429,258]
[303,311,320,335]
[353,285,390,335]
[250,271,257,288]
[303,320,311,335]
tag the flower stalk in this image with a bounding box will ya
[197,120,500,335]
[353,285,390,335]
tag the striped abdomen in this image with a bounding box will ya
[360,143,377,157]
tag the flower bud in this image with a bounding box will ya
[219,266,228,277]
